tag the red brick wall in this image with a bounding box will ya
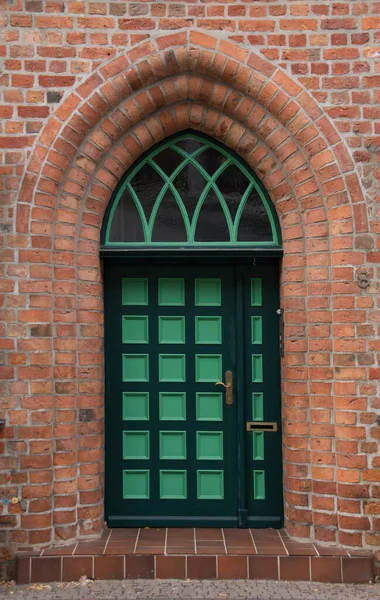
[1,1,380,551]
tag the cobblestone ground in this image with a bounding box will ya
[0,580,378,600]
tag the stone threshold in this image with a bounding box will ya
[17,528,374,584]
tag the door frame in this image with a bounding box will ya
[103,252,284,528]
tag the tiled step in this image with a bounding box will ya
[16,528,374,584]
[17,553,374,584]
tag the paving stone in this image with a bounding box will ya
[0,579,379,600]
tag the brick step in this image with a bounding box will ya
[17,553,374,584]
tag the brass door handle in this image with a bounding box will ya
[215,370,233,405]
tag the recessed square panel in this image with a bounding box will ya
[251,316,262,345]
[252,392,264,421]
[123,431,150,460]
[122,278,148,306]
[195,355,222,382]
[122,316,149,344]
[123,392,149,421]
[195,279,221,306]
[123,470,149,499]
[160,431,186,459]
[159,354,186,382]
[159,392,186,420]
[196,431,223,460]
[158,316,185,344]
[253,431,265,460]
[123,354,149,382]
[252,354,263,383]
[196,392,223,421]
[253,470,265,500]
[158,278,185,306]
[195,316,222,344]
[251,278,262,306]
[197,470,224,500]
[160,470,187,499]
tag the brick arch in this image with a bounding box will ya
[16,31,370,548]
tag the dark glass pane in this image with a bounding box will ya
[237,190,273,242]
[215,164,250,222]
[173,163,207,222]
[194,190,230,242]
[152,147,184,175]
[151,190,187,242]
[195,147,227,176]
[176,138,204,154]
[109,189,144,243]
[130,163,163,220]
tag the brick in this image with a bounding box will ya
[1,7,379,557]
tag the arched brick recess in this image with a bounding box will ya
[14,31,372,549]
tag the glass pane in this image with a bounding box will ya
[151,190,187,242]
[130,163,163,220]
[176,138,204,154]
[215,164,250,222]
[194,190,230,242]
[152,147,184,175]
[195,147,227,176]
[173,163,207,222]
[237,190,273,242]
[109,189,144,243]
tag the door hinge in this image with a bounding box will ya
[277,308,284,357]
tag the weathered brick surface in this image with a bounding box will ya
[0,1,379,551]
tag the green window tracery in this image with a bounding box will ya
[102,133,281,248]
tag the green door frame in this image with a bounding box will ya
[103,253,283,528]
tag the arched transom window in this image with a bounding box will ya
[102,133,281,248]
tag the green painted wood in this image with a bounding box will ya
[158,316,186,344]
[242,262,283,525]
[122,278,148,305]
[123,392,150,421]
[195,354,222,382]
[105,263,240,527]
[252,354,263,383]
[160,431,187,460]
[122,316,149,344]
[102,132,281,249]
[105,259,282,528]
[159,392,186,421]
[252,432,265,461]
[196,392,223,421]
[195,278,221,306]
[122,354,149,382]
[123,431,150,460]
[160,470,187,499]
[252,392,264,422]
[195,316,222,344]
[250,278,262,306]
[196,431,224,460]
[197,470,224,500]
[253,470,266,500]
[251,316,262,345]
[123,470,150,499]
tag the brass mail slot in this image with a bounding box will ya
[246,422,278,432]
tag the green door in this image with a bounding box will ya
[105,260,282,528]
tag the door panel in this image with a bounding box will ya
[105,260,283,528]
[105,264,239,527]
[241,263,283,527]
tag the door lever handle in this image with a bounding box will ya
[215,370,233,405]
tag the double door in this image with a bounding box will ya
[105,261,282,527]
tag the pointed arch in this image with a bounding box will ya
[13,30,371,547]
[101,131,281,249]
